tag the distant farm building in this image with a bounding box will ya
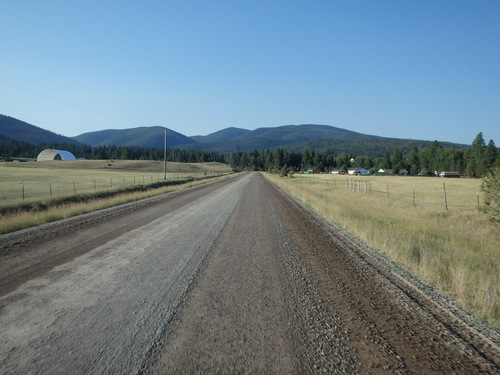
[37,149,76,161]
[439,171,461,178]
[378,169,395,174]
[348,168,370,175]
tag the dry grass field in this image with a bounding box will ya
[0,160,232,234]
[266,173,500,328]
[0,160,231,204]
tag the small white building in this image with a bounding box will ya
[378,168,395,174]
[439,171,461,178]
[37,149,76,161]
[348,168,370,175]
[329,169,346,175]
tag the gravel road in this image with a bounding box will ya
[0,172,499,374]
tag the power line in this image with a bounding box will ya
[0,79,143,130]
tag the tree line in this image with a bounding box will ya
[1,133,498,178]
[229,133,499,178]
[0,142,225,164]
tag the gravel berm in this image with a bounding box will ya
[0,172,498,374]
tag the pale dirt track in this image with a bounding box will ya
[0,172,499,374]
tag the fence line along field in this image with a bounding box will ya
[266,172,500,329]
[0,160,230,205]
[298,173,482,211]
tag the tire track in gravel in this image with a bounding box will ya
[145,172,298,373]
[0,176,239,298]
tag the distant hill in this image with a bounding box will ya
[282,137,467,158]
[71,123,381,152]
[0,114,79,144]
[73,126,195,148]
[239,124,378,142]
[191,127,251,143]
[1,114,467,157]
[177,124,381,153]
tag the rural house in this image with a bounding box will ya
[439,171,461,178]
[348,168,370,175]
[329,169,346,175]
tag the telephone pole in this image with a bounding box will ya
[164,129,167,180]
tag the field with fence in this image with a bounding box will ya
[296,173,482,212]
[0,160,232,234]
[266,172,499,328]
[0,160,230,206]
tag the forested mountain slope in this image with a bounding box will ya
[0,115,79,145]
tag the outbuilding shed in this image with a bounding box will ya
[439,171,461,178]
[37,149,77,161]
[348,168,370,175]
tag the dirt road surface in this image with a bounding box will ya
[0,172,499,374]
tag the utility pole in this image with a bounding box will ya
[164,129,167,180]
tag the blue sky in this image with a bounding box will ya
[1,1,499,145]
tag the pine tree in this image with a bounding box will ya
[391,150,404,172]
[481,168,500,223]
[407,146,419,175]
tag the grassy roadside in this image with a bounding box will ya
[0,160,231,204]
[0,160,234,235]
[0,176,234,235]
[265,172,499,328]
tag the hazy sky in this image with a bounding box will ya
[1,1,499,145]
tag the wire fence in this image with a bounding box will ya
[0,172,211,204]
[296,174,482,212]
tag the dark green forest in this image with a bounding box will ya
[229,133,499,177]
[1,133,498,178]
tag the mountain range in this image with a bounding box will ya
[0,114,80,145]
[0,114,466,157]
[74,126,195,149]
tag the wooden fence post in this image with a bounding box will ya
[477,192,480,218]
[443,182,448,210]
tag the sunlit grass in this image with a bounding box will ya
[0,176,229,235]
[0,160,234,234]
[0,160,230,204]
[266,173,499,328]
